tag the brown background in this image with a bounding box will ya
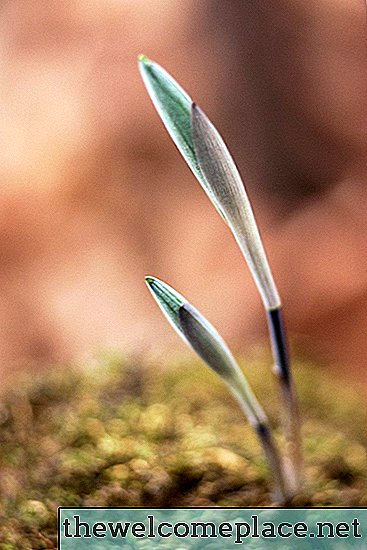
[0,0,366,388]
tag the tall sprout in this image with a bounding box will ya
[139,55,302,492]
[146,276,290,502]
[191,103,302,490]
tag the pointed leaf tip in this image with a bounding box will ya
[145,278,267,427]
[145,276,185,330]
[145,276,158,294]
[138,54,149,63]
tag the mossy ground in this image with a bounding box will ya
[0,353,366,549]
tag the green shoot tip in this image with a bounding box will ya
[138,54,150,64]
[144,275,155,286]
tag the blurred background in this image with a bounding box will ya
[0,0,366,388]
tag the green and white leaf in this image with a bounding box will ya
[138,56,227,220]
[145,276,267,427]
[145,276,184,330]
[138,55,200,179]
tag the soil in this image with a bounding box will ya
[0,353,366,549]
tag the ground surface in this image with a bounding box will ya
[0,354,366,549]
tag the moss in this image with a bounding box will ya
[0,355,366,547]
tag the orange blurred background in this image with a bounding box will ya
[0,0,366,388]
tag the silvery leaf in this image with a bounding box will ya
[191,103,281,311]
[145,276,266,426]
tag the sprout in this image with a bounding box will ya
[138,54,279,310]
[191,102,302,490]
[146,276,290,502]
[139,55,303,496]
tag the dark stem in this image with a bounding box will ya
[256,422,290,504]
[267,308,290,385]
[266,307,303,492]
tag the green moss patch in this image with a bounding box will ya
[0,355,366,548]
